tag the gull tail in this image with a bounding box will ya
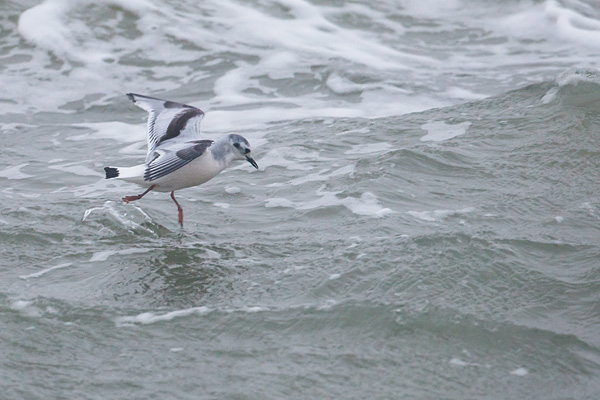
[104,167,120,179]
[103,164,147,185]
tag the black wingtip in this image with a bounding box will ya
[126,93,137,102]
[104,167,119,179]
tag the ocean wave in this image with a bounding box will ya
[265,188,394,218]
[6,0,599,119]
[541,68,600,107]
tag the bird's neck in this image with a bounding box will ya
[210,137,236,167]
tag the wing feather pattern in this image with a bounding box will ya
[143,140,213,182]
[126,93,205,160]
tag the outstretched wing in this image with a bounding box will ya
[127,93,205,161]
[144,140,214,182]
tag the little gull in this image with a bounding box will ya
[104,93,258,227]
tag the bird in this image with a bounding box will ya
[104,93,259,227]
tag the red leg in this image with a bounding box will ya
[170,191,184,227]
[122,185,155,203]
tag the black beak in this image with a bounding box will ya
[246,156,258,169]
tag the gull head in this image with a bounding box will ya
[229,134,258,169]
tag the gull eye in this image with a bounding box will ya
[233,142,241,148]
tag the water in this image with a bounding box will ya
[1,0,600,398]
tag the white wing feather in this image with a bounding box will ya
[126,93,205,162]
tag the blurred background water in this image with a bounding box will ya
[1,0,600,398]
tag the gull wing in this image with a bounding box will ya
[144,140,214,182]
[127,93,205,161]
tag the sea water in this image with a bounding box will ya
[1,0,599,398]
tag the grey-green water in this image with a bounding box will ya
[2,1,600,399]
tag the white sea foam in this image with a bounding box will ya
[407,207,475,222]
[0,0,497,117]
[264,198,296,209]
[83,201,156,234]
[202,249,221,260]
[70,179,121,199]
[225,185,241,194]
[19,262,73,280]
[18,0,434,120]
[404,0,600,51]
[449,357,469,367]
[116,304,280,326]
[0,164,33,180]
[510,367,528,377]
[10,300,34,310]
[289,164,355,186]
[445,87,487,101]
[0,123,36,131]
[89,247,151,262]
[18,193,41,199]
[345,143,393,155]
[420,121,471,142]
[9,0,600,123]
[116,306,211,325]
[543,1,600,48]
[9,299,43,318]
[12,0,174,114]
[543,68,600,103]
[48,162,103,177]
[336,127,371,137]
[210,0,435,72]
[258,148,322,171]
[555,68,600,87]
[541,87,559,104]
[265,188,394,218]
[326,74,363,95]
[70,122,146,143]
